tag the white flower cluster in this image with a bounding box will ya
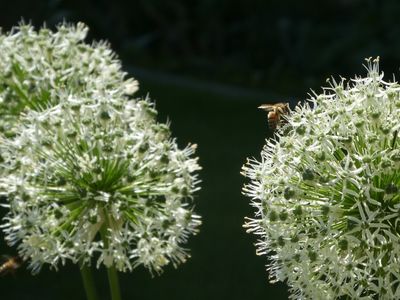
[242,58,400,299]
[0,22,138,136]
[0,23,201,275]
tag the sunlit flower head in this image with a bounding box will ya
[242,58,400,299]
[0,91,201,275]
[0,21,138,137]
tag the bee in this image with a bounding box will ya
[258,102,290,131]
[0,255,22,276]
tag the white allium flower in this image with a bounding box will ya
[242,58,400,299]
[0,80,201,274]
[0,21,202,275]
[0,22,137,137]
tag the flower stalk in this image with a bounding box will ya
[100,222,121,300]
[80,265,99,300]
[106,266,121,300]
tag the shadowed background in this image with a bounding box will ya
[1,1,400,299]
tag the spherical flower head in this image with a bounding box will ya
[0,21,138,137]
[242,58,400,299]
[0,92,201,275]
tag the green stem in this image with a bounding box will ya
[80,265,99,300]
[106,265,122,300]
[100,216,122,300]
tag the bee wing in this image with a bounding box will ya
[258,104,275,112]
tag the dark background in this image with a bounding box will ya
[1,1,400,299]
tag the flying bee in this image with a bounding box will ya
[0,255,22,276]
[258,102,290,131]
